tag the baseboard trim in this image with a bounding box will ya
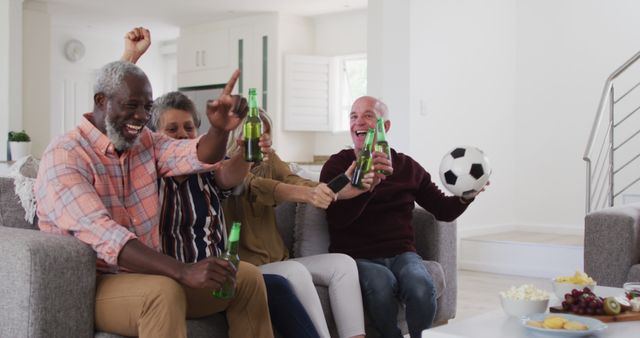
[459,235,584,279]
[459,223,583,238]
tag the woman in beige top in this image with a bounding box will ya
[223,110,368,338]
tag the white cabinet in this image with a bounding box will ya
[177,17,274,103]
[177,25,234,87]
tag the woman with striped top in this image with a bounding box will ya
[151,91,320,338]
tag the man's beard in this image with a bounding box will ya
[105,109,139,151]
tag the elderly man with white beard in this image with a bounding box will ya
[34,59,274,338]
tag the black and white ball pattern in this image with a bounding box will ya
[439,146,491,197]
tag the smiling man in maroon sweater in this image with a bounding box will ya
[320,96,481,338]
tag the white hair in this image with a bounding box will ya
[94,61,146,97]
[149,91,200,132]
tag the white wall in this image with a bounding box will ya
[367,0,412,154]
[48,23,167,145]
[368,0,640,233]
[514,0,640,229]
[0,0,23,160]
[408,0,518,231]
[368,0,519,231]
[23,3,50,157]
[312,9,367,157]
[275,14,317,162]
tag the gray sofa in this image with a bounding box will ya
[0,175,457,338]
[584,202,640,287]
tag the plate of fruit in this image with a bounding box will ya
[550,285,640,322]
[521,313,606,337]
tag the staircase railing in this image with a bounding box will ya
[584,50,640,213]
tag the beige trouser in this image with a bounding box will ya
[95,261,273,338]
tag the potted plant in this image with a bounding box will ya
[8,130,32,161]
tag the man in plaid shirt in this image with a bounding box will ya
[35,32,273,338]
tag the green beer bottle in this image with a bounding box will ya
[213,222,241,299]
[243,88,263,162]
[351,128,375,188]
[374,117,392,176]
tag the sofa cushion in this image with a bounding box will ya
[0,177,37,229]
[293,202,330,257]
[94,314,229,338]
[274,201,297,254]
[294,203,446,298]
[628,264,640,283]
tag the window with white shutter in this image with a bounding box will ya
[284,54,367,132]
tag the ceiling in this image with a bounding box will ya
[35,0,368,40]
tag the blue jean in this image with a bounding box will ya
[356,252,437,338]
[263,274,320,338]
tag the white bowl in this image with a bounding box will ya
[500,295,549,317]
[551,280,597,300]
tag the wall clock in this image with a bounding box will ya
[64,39,85,62]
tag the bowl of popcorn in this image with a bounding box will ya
[500,284,550,317]
[552,271,597,300]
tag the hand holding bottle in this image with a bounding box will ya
[214,222,241,299]
[234,127,271,162]
[351,128,375,188]
[177,256,236,290]
[371,150,393,181]
[259,133,273,161]
[243,88,264,162]
[333,162,375,200]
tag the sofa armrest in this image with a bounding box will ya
[411,206,457,322]
[0,226,96,338]
[584,203,640,287]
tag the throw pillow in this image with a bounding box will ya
[9,155,40,223]
[293,203,331,257]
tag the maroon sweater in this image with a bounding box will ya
[320,148,469,259]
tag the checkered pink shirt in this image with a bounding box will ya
[35,113,214,273]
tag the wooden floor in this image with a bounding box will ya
[465,230,583,246]
[453,269,549,322]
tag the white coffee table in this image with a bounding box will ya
[422,286,638,338]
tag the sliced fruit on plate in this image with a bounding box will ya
[603,297,621,315]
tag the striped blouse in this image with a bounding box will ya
[158,172,230,263]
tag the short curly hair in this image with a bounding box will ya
[94,61,146,98]
[149,91,201,131]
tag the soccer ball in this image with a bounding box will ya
[439,146,491,197]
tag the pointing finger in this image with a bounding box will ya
[222,69,240,95]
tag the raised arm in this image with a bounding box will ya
[121,27,151,63]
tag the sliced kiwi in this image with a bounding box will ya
[603,297,621,315]
[614,296,631,312]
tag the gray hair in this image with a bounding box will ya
[149,91,201,131]
[94,61,146,97]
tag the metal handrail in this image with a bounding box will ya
[614,79,640,104]
[613,104,640,127]
[584,50,640,212]
[583,50,640,160]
